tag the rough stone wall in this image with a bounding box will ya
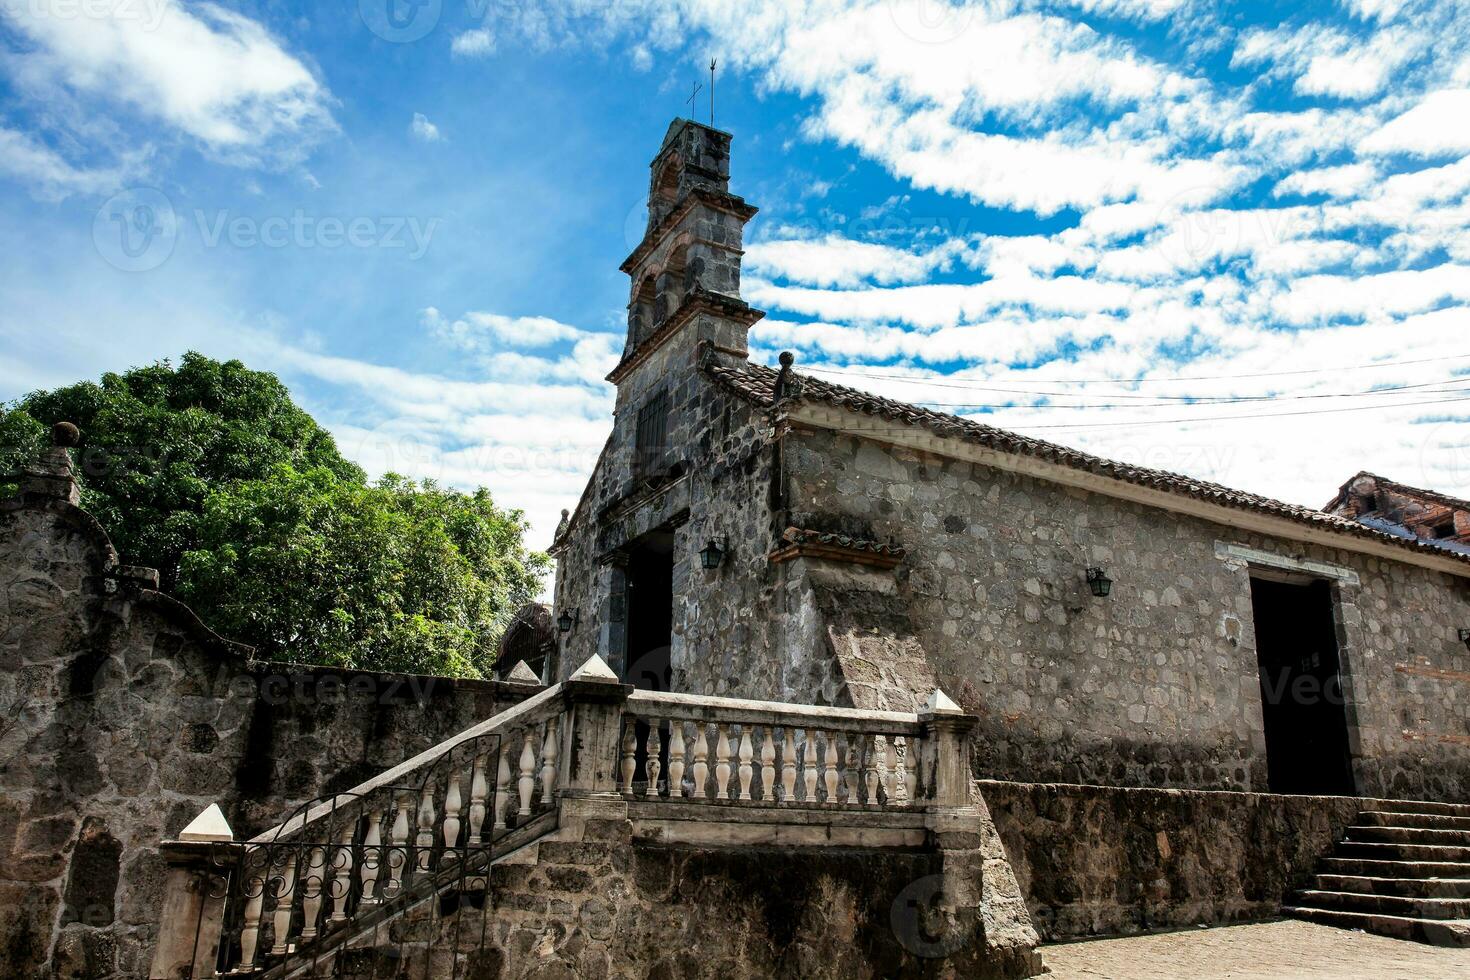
[0,493,533,979]
[785,427,1470,800]
[551,338,802,701]
[981,780,1373,940]
[388,816,1041,979]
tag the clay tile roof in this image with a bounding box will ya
[781,526,906,558]
[705,360,1470,570]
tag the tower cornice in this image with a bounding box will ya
[619,186,758,275]
[605,287,763,385]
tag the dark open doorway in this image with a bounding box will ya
[623,529,674,692]
[1249,576,1356,796]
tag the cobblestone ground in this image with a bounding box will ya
[1039,919,1470,979]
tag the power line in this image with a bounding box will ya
[875,377,1470,409]
[989,394,1470,430]
[803,351,1470,388]
[809,394,1470,435]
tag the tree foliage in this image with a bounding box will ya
[2,352,549,677]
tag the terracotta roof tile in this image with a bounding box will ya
[706,360,1470,570]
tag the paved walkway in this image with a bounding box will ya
[1040,919,1470,979]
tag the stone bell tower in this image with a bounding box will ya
[608,118,761,384]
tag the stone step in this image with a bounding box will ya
[1370,799,1470,818]
[1320,856,1470,879]
[1335,840,1470,863]
[1346,825,1470,847]
[1283,905,1470,947]
[1358,810,1470,832]
[1294,889,1470,920]
[1316,874,1470,899]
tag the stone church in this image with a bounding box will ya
[6,118,1470,979]
[550,117,1470,804]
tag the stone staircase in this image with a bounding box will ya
[1285,799,1470,946]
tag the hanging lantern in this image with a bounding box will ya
[1086,567,1113,598]
[700,537,727,570]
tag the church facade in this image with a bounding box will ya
[550,118,1470,804]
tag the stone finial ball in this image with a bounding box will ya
[778,350,795,368]
[51,421,81,447]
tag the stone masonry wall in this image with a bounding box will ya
[381,814,1041,980]
[786,427,1470,801]
[0,492,534,979]
[981,780,1377,940]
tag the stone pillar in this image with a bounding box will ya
[16,422,82,504]
[148,805,234,979]
[557,656,634,835]
[148,844,231,979]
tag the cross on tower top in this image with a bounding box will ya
[686,80,702,117]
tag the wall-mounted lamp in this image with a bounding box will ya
[1459,628,1470,651]
[557,609,580,634]
[1086,567,1113,598]
[700,536,728,570]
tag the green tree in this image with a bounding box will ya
[179,466,548,676]
[2,353,549,677]
[1,351,361,587]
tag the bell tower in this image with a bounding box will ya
[609,118,761,385]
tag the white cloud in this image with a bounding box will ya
[0,126,145,200]
[1273,163,1377,199]
[451,28,495,57]
[744,235,966,287]
[410,112,442,142]
[2,0,335,167]
[1361,90,1470,157]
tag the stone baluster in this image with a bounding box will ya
[823,731,840,803]
[844,736,860,806]
[268,850,298,956]
[646,724,663,797]
[882,736,899,806]
[415,784,436,873]
[802,729,819,803]
[620,723,638,795]
[494,743,513,831]
[780,729,797,804]
[517,728,537,818]
[442,771,463,859]
[298,846,326,941]
[237,859,266,969]
[738,727,754,801]
[812,730,829,803]
[387,795,411,896]
[760,726,776,803]
[467,753,489,845]
[328,821,355,924]
[667,722,687,798]
[902,736,919,805]
[692,724,711,800]
[714,723,732,799]
[865,736,881,806]
[540,717,559,805]
[358,810,384,907]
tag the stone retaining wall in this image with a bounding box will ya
[981,780,1372,941]
[0,492,535,979]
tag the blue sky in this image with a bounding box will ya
[3,0,1470,547]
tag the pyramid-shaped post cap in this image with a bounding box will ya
[505,660,541,684]
[179,803,233,843]
[923,688,962,716]
[570,654,620,683]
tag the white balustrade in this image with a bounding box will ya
[615,691,941,813]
